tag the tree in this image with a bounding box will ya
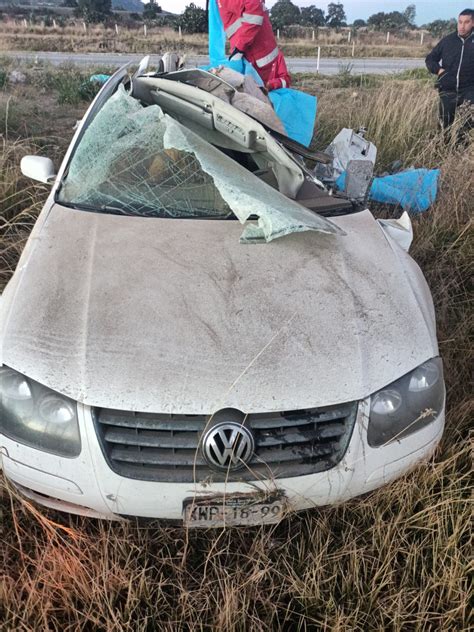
[367,12,384,29]
[143,0,162,20]
[325,3,346,28]
[175,3,207,34]
[76,0,111,23]
[352,19,366,28]
[300,5,325,27]
[404,4,416,26]
[425,18,456,38]
[367,11,409,31]
[270,0,301,31]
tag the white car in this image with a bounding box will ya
[0,64,445,527]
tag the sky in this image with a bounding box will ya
[158,1,472,25]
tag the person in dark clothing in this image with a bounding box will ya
[425,9,474,129]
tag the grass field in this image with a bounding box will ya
[0,63,472,631]
[0,21,436,57]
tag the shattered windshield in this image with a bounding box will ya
[58,85,343,243]
[58,85,232,219]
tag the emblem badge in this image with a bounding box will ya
[202,422,255,471]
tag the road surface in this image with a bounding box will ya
[2,51,426,75]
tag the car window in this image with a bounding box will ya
[58,85,343,243]
[58,85,232,219]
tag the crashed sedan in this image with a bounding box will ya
[0,63,445,527]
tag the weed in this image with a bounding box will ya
[394,67,433,82]
[52,68,101,105]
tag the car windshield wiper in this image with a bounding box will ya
[58,200,130,216]
[100,204,128,215]
[58,199,239,220]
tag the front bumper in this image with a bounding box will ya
[0,401,445,522]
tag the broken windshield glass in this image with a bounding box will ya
[58,85,232,219]
[58,85,343,243]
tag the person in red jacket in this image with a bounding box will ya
[217,0,291,91]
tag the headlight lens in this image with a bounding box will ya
[0,367,81,457]
[371,389,402,416]
[38,395,76,425]
[408,362,440,391]
[368,357,445,448]
[3,371,33,401]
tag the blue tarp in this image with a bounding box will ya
[268,89,317,148]
[207,0,317,147]
[89,74,110,84]
[336,168,440,213]
[208,0,227,66]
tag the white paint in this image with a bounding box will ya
[1,203,438,414]
[379,212,414,252]
[0,404,445,520]
[20,156,56,184]
[0,70,445,521]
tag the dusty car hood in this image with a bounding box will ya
[0,205,438,414]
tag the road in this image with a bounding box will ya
[2,51,426,75]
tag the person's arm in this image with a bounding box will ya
[232,0,265,53]
[425,38,446,75]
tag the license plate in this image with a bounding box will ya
[183,494,285,528]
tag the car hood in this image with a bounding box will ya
[0,204,438,414]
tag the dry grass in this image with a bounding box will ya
[313,80,453,168]
[0,20,434,57]
[0,136,44,290]
[0,71,472,631]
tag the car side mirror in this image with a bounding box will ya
[20,155,57,184]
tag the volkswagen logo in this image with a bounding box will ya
[202,422,255,471]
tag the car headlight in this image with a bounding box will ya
[368,357,445,448]
[0,367,81,457]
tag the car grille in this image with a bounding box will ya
[93,402,358,483]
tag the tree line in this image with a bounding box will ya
[71,0,459,40]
